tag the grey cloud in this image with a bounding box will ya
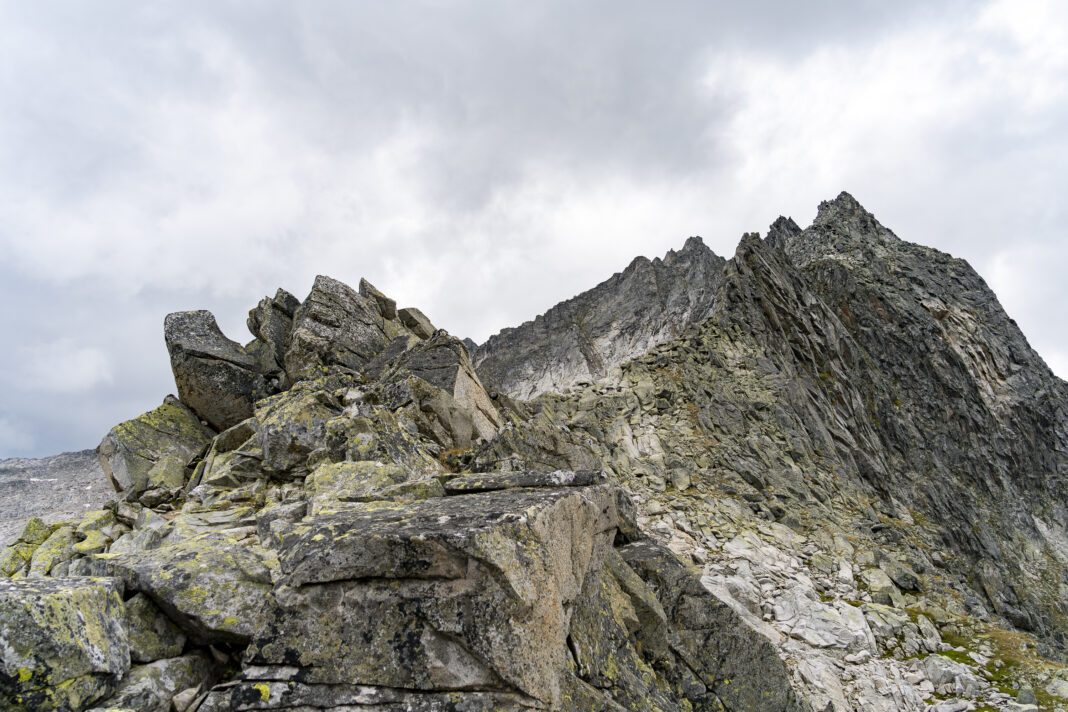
[1,0,1065,456]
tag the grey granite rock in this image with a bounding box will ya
[165,310,267,430]
[96,396,213,496]
[284,274,397,382]
[9,192,1068,711]
[398,306,436,339]
[474,235,727,399]
[0,577,129,711]
[246,288,300,376]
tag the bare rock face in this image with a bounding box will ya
[284,275,398,382]
[249,485,622,705]
[246,288,300,378]
[165,310,267,431]
[384,332,502,443]
[96,395,214,496]
[474,235,727,399]
[6,194,1068,712]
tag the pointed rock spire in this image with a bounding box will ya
[765,216,802,251]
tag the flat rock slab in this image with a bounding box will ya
[0,577,130,711]
[277,484,621,587]
[443,469,607,494]
[199,680,537,712]
[251,484,625,707]
[88,532,276,645]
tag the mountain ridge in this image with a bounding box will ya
[2,193,1067,712]
[473,233,727,399]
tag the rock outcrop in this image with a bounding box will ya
[96,396,214,499]
[165,310,270,431]
[0,577,129,711]
[473,235,727,399]
[3,193,1068,712]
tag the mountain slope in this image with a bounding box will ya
[3,193,1067,712]
[473,235,726,399]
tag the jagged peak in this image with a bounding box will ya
[663,235,714,266]
[815,191,867,220]
[765,216,802,251]
[682,235,706,252]
[811,191,887,234]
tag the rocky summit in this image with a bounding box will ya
[2,192,1068,712]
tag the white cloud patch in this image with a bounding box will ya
[0,417,33,455]
[700,0,1068,219]
[0,0,1066,455]
[16,339,114,394]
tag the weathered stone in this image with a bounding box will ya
[922,654,983,697]
[284,275,396,382]
[475,235,726,399]
[443,469,607,494]
[880,556,923,592]
[141,452,187,495]
[165,310,267,430]
[1046,677,1068,699]
[28,524,77,577]
[398,306,436,339]
[0,517,52,577]
[385,333,502,443]
[171,686,203,712]
[87,532,276,644]
[212,417,258,455]
[305,460,442,515]
[89,652,216,712]
[620,540,807,712]
[0,577,129,711]
[567,561,684,711]
[125,592,187,663]
[255,500,306,549]
[359,277,398,320]
[256,387,340,478]
[859,567,904,607]
[248,484,625,707]
[198,682,537,712]
[73,508,119,556]
[96,396,213,495]
[247,288,300,374]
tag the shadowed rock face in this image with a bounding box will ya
[5,193,1068,712]
[473,235,727,399]
[165,310,267,431]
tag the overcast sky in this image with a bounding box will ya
[1,1,1066,457]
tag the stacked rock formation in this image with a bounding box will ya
[2,194,1068,712]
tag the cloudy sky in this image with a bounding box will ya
[1,1,1066,457]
